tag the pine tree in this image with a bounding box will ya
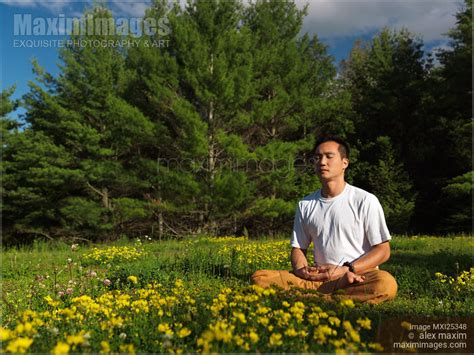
[11,7,157,239]
[341,28,432,232]
[241,0,347,234]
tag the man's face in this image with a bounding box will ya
[315,141,349,181]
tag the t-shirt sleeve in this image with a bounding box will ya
[290,203,311,249]
[364,194,391,246]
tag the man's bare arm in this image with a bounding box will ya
[320,241,391,281]
[291,247,308,270]
[291,247,329,281]
[352,241,390,274]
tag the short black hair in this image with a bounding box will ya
[313,136,350,159]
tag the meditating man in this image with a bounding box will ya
[252,136,397,304]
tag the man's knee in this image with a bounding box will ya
[251,269,296,290]
[251,269,273,287]
[372,270,398,300]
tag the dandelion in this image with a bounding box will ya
[339,299,355,308]
[177,328,191,338]
[52,341,70,354]
[368,343,384,351]
[248,331,259,343]
[44,295,60,307]
[329,316,341,327]
[100,341,110,353]
[356,318,371,330]
[6,337,34,353]
[232,311,247,324]
[71,244,79,251]
[127,275,138,284]
[103,279,111,286]
[0,326,14,341]
[314,325,334,343]
[285,327,298,337]
[119,344,135,354]
[66,332,85,346]
[269,333,283,347]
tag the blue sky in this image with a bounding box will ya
[1,0,461,121]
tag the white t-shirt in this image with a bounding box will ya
[290,183,391,265]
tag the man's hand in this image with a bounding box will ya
[337,270,365,288]
[316,264,349,280]
[295,264,366,285]
[294,266,331,282]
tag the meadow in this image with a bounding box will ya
[1,235,473,353]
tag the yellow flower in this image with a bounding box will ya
[285,327,298,337]
[209,320,234,343]
[314,325,334,343]
[0,326,13,341]
[100,341,111,353]
[157,323,173,336]
[44,295,60,307]
[329,316,341,327]
[175,279,184,288]
[15,322,34,335]
[127,275,138,284]
[330,339,346,348]
[119,344,135,354]
[233,335,244,346]
[369,342,384,351]
[52,341,70,355]
[6,337,34,353]
[66,331,86,347]
[177,328,191,338]
[343,321,360,343]
[233,312,247,324]
[339,299,355,308]
[248,331,259,343]
[356,317,371,330]
[269,333,283,347]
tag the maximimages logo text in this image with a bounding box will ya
[14,14,171,37]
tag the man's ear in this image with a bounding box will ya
[343,158,349,169]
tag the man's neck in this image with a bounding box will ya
[321,180,346,198]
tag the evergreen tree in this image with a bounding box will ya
[427,0,473,233]
[341,28,429,232]
[356,136,416,232]
[241,0,349,234]
[8,7,157,240]
[438,172,473,233]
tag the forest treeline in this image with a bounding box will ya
[2,0,472,244]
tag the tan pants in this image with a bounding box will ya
[251,269,397,304]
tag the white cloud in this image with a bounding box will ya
[2,0,462,42]
[296,0,461,42]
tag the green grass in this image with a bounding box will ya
[1,235,473,353]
